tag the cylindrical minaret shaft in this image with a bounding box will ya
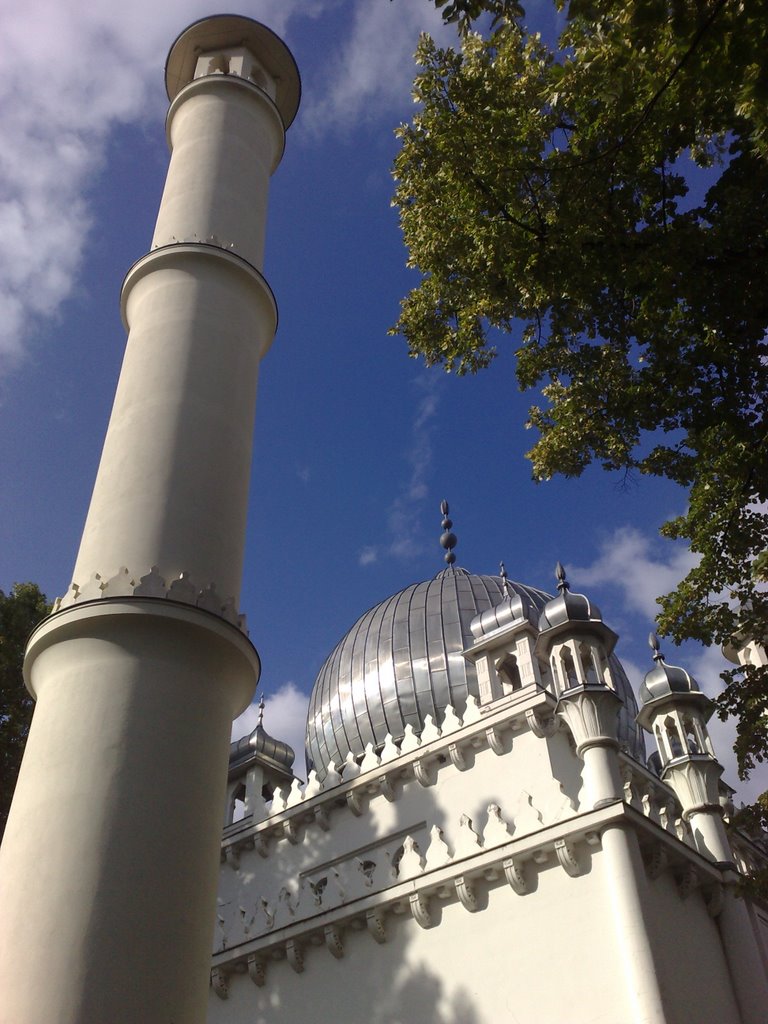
[72,17,298,606]
[0,17,299,1024]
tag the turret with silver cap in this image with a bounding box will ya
[637,634,732,864]
[536,563,624,808]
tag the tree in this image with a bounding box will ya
[0,583,50,839]
[392,0,768,799]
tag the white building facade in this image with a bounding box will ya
[212,555,768,1024]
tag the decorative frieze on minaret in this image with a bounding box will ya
[0,17,299,1024]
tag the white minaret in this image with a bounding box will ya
[0,16,299,1024]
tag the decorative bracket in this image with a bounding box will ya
[448,742,468,772]
[503,856,529,895]
[283,818,299,845]
[247,955,266,987]
[254,834,269,858]
[525,707,557,738]
[286,940,304,974]
[314,805,331,832]
[224,846,239,870]
[455,875,478,912]
[486,725,507,756]
[676,863,698,900]
[211,968,229,1000]
[324,924,344,959]
[346,788,364,816]
[644,844,668,881]
[413,757,435,787]
[380,774,396,802]
[554,838,581,878]
[366,906,387,944]
[409,891,433,929]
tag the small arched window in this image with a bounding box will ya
[227,781,246,824]
[579,642,600,686]
[664,716,684,758]
[561,648,579,690]
[207,53,230,75]
[498,653,522,692]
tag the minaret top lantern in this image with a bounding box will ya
[165,15,300,122]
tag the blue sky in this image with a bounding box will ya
[1,0,764,801]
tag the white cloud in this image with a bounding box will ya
[0,0,331,373]
[300,1,452,136]
[231,681,310,778]
[571,525,698,621]
[377,375,442,563]
[358,545,379,566]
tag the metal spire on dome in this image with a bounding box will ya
[258,694,266,727]
[648,632,665,662]
[500,561,512,599]
[439,499,457,565]
[555,561,569,592]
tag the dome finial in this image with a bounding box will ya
[258,693,265,727]
[648,632,664,663]
[439,499,457,565]
[555,561,569,592]
[500,560,512,599]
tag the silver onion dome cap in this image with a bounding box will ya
[539,561,603,631]
[470,563,537,637]
[638,634,703,705]
[230,696,295,773]
[636,635,712,731]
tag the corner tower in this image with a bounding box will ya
[0,17,299,1024]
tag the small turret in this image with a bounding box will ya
[537,562,619,695]
[465,561,546,704]
[537,565,623,809]
[637,635,732,865]
[225,696,296,824]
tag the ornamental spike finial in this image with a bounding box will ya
[500,561,512,598]
[648,632,664,662]
[555,561,569,592]
[439,499,457,565]
[258,694,266,727]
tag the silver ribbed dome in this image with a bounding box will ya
[305,565,646,775]
[305,567,547,774]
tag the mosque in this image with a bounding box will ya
[0,13,766,1024]
[214,521,768,1024]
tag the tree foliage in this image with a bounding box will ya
[0,583,49,838]
[393,0,768,792]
